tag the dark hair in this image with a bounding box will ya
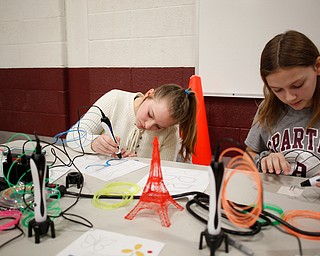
[153,84,197,162]
[258,30,320,129]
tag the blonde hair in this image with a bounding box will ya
[152,84,197,162]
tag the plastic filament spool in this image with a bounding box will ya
[0,210,22,231]
[92,182,140,210]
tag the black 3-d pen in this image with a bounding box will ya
[101,117,122,159]
[300,176,320,187]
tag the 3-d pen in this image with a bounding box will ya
[208,159,225,235]
[300,176,320,187]
[101,116,122,159]
[30,137,47,223]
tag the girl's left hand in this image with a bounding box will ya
[260,152,291,175]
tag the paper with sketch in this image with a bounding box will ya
[136,166,209,195]
[56,229,165,256]
[277,185,303,197]
[73,155,149,181]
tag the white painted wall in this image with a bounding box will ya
[0,0,196,68]
[0,0,66,67]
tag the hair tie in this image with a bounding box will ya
[185,89,191,95]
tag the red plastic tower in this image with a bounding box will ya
[125,136,184,227]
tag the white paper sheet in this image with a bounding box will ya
[67,155,149,182]
[137,166,209,195]
[56,229,165,256]
[277,185,304,197]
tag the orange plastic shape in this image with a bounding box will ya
[189,75,212,166]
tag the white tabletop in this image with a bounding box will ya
[1,140,319,256]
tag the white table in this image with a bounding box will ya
[1,140,319,256]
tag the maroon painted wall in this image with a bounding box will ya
[0,68,68,136]
[0,68,260,152]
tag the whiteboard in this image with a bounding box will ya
[197,0,320,98]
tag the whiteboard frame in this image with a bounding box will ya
[196,0,320,98]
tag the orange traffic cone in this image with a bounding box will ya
[189,75,212,165]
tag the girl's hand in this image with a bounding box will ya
[112,149,137,158]
[260,152,291,175]
[91,134,120,155]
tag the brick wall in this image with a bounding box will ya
[0,68,68,135]
[0,67,259,152]
[0,1,261,152]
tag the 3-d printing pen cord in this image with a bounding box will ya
[62,188,203,201]
[186,193,262,236]
[62,187,280,237]
[59,179,320,238]
[185,193,320,238]
[216,145,320,240]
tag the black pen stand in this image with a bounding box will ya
[28,217,55,244]
[199,228,229,256]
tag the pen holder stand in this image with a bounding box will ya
[28,217,56,244]
[199,229,229,256]
[66,171,84,189]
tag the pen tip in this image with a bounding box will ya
[300,179,311,187]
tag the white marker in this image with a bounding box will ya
[300,176,320,187]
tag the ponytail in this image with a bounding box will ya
[154,84,197,162]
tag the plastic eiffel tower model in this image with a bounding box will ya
[125,136,184,227]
